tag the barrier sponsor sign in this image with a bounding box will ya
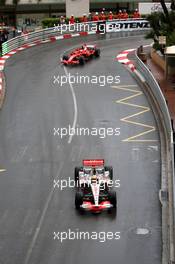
[106,20,150,32]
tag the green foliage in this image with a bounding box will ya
[167,31,175,46]
[0,0,6,5]
[146,11,175,51]
[42,18,60,28]
[13,0,19,4]
[141,14,148,19]
[42,17,81,28]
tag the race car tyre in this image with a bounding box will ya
[108,190,117,208]
[75,191,83,210]
[78,56,85,65]
[105,166,113,179]
[94,48,100,57]
[74,166,82,182]
[108,206,117,216]
[62,55,69,61]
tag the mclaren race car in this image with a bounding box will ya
[61,44,100,66]
[75,159,117,213]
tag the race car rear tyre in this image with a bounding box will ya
[108,207,117,216]
[94,48,100,57]
[62,55,69,61]
[74,166,82,182]
[78,56,85,65]
[75,191,83,210]
[108,190,117,208]
[105,166,113,179]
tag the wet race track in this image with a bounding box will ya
[0,33,161,264]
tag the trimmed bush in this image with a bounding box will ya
[42,18,59,28]
[42,17,81,28]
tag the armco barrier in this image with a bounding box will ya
[134,52,175,264]
[135,54,172,135]
[1,19,149,56]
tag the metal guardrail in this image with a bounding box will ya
[1,19,149,56]
[2,27,63,55]
[1,22,98,55]
[135,52,175,264]
[135,54,172,136]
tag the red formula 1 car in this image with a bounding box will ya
[61,44,100,66]
[74,159,117,214]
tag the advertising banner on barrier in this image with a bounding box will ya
[106,20,150,32]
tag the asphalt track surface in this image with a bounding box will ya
[0,33,161,264]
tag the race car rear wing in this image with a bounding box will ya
[83,159,104,167]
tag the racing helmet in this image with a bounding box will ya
[82,44,87,50]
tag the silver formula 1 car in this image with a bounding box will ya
[75,159,117,214]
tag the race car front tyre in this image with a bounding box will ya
[108,190,117,208]
[75,191,83,210]
[94,48,100,57]
[78,56,85,65]
[74,166,82,182]
[105,166,113,179]
[63,55,69,61]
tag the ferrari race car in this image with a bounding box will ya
[74,159,117,213]
[61,44,100,66]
